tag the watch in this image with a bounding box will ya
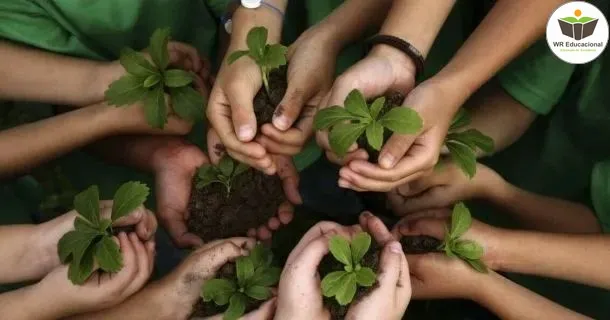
[222,0,285,34]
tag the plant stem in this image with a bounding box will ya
[261,69,270,96]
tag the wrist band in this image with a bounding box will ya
[366,35,425,79]
[221,0,285,34]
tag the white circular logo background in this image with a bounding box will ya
[546,1,609,64]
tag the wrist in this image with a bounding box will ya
[369,43,417,86]
[90,62,123,103]
[469,271,505,306]
[33,212,77,274]
[230,6,283,47]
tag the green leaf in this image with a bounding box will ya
[350,232,371,264]
[263,44,288,71]
[104,74,148,106]
[143,74,161,88]
[446,141,476,179]
[74,217,100,234]
[68,246,95,285]
[236,256,254,287]
[450,202,472,239]
[335,272,357,306]
[111,181,150,222]
[355,267,376,287]
[365,121,384,151]
[148,27,171,70]
[313,106,362,130]
[249,266,281,287]
[245,285,272,300]
[144,85,167,129]
[98,219,112,233]
[247,27,268,60]
[444,243,456,258]
[57,230,98,264]
[329,235,353,267]
[344,89,371,119]
[321,271,348,297]
[452,129,495,154]
[378,107,423,135]
[466,259,489,273]
[74,185,100,227]
[249,244,272,269]
[198,165,218,182]
[225,293,247,320]
[119,48,157,77]
[201,278,237,305]
[370,97,385,120]
[329,122,368,157]
[449,109,471,132]
[452,239,484,260]
[164,69,193,88]
[233,162,249,177]
[227,50,250,65]
[170,86,204,122]
[218,156,235,177]
[95,236,122,273]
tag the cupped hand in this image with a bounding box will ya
[387,160,506,216]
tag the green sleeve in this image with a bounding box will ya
[497,40,575,115]
[591,161,610,233]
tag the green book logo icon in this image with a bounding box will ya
[558,9,598,40]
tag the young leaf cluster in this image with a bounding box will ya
[227,26,287,95]
[105,28,205,129]
[314,89,423,157]
[321,233,377,305]
[57,181,150,284]
[201,244,281,320]
[440,202,488,273]
[444,109,495,178]
[196,156,249,194]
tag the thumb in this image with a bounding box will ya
[274,155,302,204]
[190,240,252,279]
[285,233,332,277]
[273,86,307,131]
[399,187,451,214]
[227,81,258,142]
[376,241,404,291]
[397,217,448,240]
[207,127,226,165]
[161,213,204,248]
[243,297,277,320]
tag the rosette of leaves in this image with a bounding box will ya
[227,26,288,95]
[321,232,377,305]
[105,28,204,129]
[444,109,494,178]
[57,181,150,284]
[201,244,281,320]
[440,202,488,273]
[313,89,423,157]
[196,156,249,194]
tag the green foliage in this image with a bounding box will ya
[195,156,249,194]
[57,181,150,284]
[227,26,288,95]
[321,232,377,306]
[314,89,423,157]
[440,202,488,273]
[105,27,205,129]
[445,109,495,178]
[201,244,281,320]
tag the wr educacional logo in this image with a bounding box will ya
[558,9,598,40]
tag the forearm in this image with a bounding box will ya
[0,285,65,320]
[476,272,590,320]
[0,41,115,105]
[489,182,601,233]
[230,0,287,47]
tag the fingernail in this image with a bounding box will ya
[273,115,290,131]
[238,125,254,141]
[338,179,350,188]
[362,211,373,218]
[379,154,395,168]
[389,241,403,254]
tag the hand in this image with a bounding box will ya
[387,160,506,216]
[200,299,277,320]
[337,79,460,192]
[36,232,155,318]
[316,45,416,166]
[258,26,338,156]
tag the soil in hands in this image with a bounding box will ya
[321,243,380,320]
[187,66,288,243]
[401,235,442,254]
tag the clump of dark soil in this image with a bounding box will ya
[187,66,288,243]
[401,235,442,254]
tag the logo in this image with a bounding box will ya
[546,1,608,64]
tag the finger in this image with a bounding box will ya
[243,297,277,320]
[274,155,302,204]
[163,215,204,248]
[257,135,302,155]
[337,178,366,192]
[226,149,276,175]
[100,200,113,211]
[207,128,227,165]
[397,217,448,240]
[198,237,255,252]
[134,209,157,241]
[261,124,306,147]
[361,212,395,245]
[396,246,412,305]
[273,85,308,131]
[168,42,202,71]
[123,233,152,295]
[277,201,294,225]
[400,187,453,213]
[376,241,404,291]
[378,133,418,169]
[268,217,281,230]
[285,233,332,275]
[226,81,258,142]
[285,221,344,265]
[146,240,156,275]
[194,241,252,278]
[339,167,428,192]
[114,232,138,286]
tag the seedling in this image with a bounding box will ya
[105,28,205,129]
[201,244,281,320]
[321,232,377,305]
[57,181,150,284]
[313,89,423,157]
[440,202,488,273]
[227,26,288,95]
[196,156,249,195]
[444,109,494,178]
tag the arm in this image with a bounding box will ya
[229,0,287,47]
[0,285,67,320]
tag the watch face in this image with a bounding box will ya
[241,0,262,9]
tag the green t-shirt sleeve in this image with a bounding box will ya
[497,40,576,115]
[591,161,610,233]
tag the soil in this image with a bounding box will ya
[187,66,288,243]
[401,235,443,254]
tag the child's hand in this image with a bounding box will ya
[35,232,155,318]
[387,159,506,216]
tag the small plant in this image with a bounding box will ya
[227,26,288,95]
[444,109,494,178]
[313,89,423,157]
[196,156,249,194]
[201,244,281,320]
[58,181,150,284]
[440,202,488,273]
[321,232,377,305]
[105,28,205,129]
